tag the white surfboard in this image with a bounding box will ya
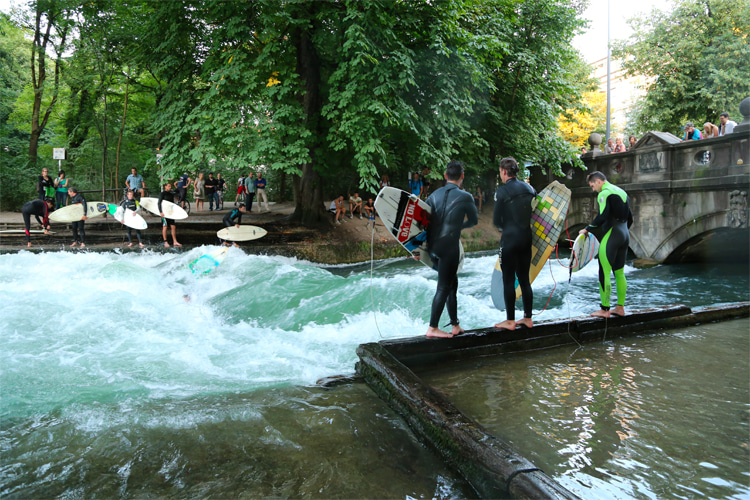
[49,201,108,222]
[374,186,464,271]
[109,205,148,230]
[139,197,188,220]
[0,230,55,234]
[189,246,229,275]
[569,232,600,273]
[217,225,267,242]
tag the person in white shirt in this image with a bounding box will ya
[719,112,736,136]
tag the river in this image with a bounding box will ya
[1,248,748,498]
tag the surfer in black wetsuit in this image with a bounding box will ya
[423,160,478,339]
[158,182,181,248]
[121,190,144,248]
[579,171,633,318]
[21,198,54,247]
[68,187,88,248]
[221,205,246,246]
[493,157,537,331]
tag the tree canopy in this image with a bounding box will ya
[1,0,590,219]
[613,0,750,136]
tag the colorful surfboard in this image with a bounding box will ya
[189,246,229,275]
[374,186,464,271]
[491,181,571,310]
[569,232,599,274]
[107,204,148,230]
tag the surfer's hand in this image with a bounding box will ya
[579,228,588,235]
[235,224,240,228]
[412,253,420,261]
[160,212,165,217]
[81,215,88,221]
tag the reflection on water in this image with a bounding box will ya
[422,318,750,499]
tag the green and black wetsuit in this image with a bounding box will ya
[585,181,633,310]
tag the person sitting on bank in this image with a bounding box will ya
[348,192,363,219]
[221,205,246,247]
[21,197,54,248]
[329,195,347,224]
[364,198,376,226]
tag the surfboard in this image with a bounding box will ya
[0,230,55,234]
[189,246,229,275]
[374,186,464,271]
[49,201,108,222]
[139,197,189,220]
[491,181,571,310]
[569,232,600,273]
[107,204,148,230]
[217,225,267,242]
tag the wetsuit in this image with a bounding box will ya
[70,193,87,244]
[120,198,142,244]
[585,181,633,310]
[425,183,478,328]
[223,207,243,227]
[493,178,536,321]
[21,199,51,243]
[158,190,176,227]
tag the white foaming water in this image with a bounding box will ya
[0,247,627,421]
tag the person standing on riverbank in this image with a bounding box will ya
[493,157,536,331]
[37,168,55,200]
[579,171,633,318]
[423,160,478,339]
[158,182,181,248]
[67,187,88,248]
[21,198,54,247]
[54,171,69,209]
[244,171,256,212]
[120,190,144,248]
[255,172,268,212]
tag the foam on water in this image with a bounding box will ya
[0,247,738,425]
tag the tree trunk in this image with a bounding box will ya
[115,80,129,190]
[289,15,327,226]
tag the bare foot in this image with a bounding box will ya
[80,243,85,248]
[494,320,516,331]
[516,318,533,329]
[611,306,626,317]
[27,242,32,248]
[451,324,465,336]
[139,243,145,248]
[70,242,78,247]
[232,242,239,247]
[590,309,611,318]
[173,242,182,247]
[127,243,133,247]
[164,241,170,248]
[426,327,453,338]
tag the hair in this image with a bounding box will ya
[720,112,729,119]
[703,122,712,128]
[498,157,519,177]
[126,189,134,195]
[68,187,78,194]
[445,160,464,181]
[629,135,636,141]
[586,171,607,183]
[59,170,66,177]
[685,122,694,128]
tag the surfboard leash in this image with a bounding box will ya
[369,219,385,339]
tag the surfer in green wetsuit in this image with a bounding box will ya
[579,171,633,318]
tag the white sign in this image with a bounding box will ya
[53,148,65,160]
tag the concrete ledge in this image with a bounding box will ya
[356,302,748,499]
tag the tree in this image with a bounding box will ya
[27,0,73,169]
[559,91,608,148]
[613,0,750,134]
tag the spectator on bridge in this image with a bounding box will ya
[719,112,736,136]
[580,146,588,156]
[682,122,702,141]
[614,137,626,153]
[628,135,637,150]
[703,122,719,139]
[604,138,614,154]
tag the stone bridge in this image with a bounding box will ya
[531,120,749,264]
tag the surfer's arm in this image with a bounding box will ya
[462,200,478,229]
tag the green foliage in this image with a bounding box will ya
[613,0,750,135]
